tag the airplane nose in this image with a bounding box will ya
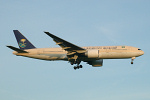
[142,51,144,55]
[140,51,144,55]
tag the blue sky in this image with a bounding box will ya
[0,0,150,100]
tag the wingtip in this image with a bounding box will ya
[44,31,53,35]
[13,30,19,32]
[6,45,13,49]
[6,45,10,47]
[44,31,49,33]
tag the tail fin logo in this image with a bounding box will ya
[19,39,26,48]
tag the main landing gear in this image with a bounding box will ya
[131,57,136,64]
[74,65,83,70]
[69,54,83,70]
[70,60,83,70]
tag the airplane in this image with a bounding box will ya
[7,30,144,70]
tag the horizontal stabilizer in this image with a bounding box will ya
[6,46,28,53]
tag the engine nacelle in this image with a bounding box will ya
[90,59,103,67]
[85,50,99,58]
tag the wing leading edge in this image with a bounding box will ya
[44,32,86,53]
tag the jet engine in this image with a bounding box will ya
[85,50,99,58]
[87,59,103,67]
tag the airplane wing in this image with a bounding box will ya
[44,32,86,55]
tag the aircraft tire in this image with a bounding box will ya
[80,65,83,68]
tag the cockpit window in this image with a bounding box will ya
[138,49,141,50]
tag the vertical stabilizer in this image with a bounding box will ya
[13,30,36,50]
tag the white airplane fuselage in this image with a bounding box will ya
[8,30,144,69]
[13,46,144,61]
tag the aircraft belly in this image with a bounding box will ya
[23,55,50,60]
[22,54,67,60]
[44,54,67,60]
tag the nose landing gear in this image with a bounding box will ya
[131,57,136,64]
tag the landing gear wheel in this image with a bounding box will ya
[79,65,83,68]
[73,65,83,70]
[74,66,76,70]
[71,62,73,65]
[131,62,133,64]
